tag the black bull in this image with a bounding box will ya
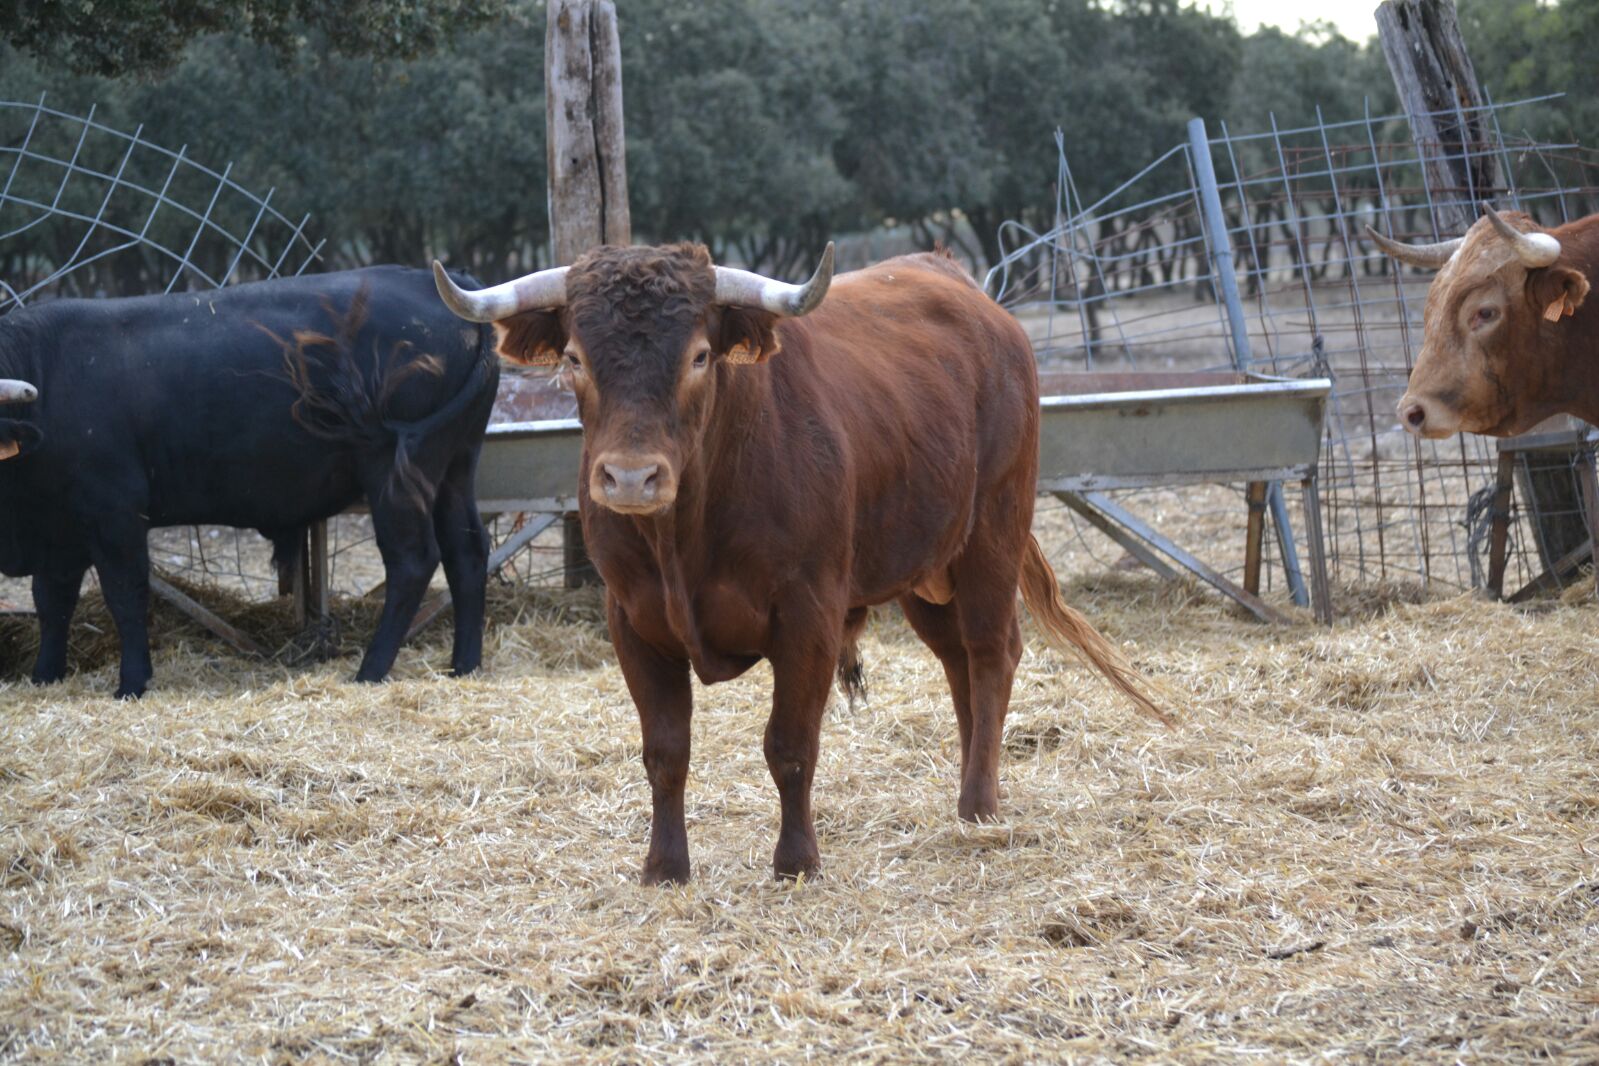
[0,266,499,697]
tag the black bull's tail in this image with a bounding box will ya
[264,286,493,512]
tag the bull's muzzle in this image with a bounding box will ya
[1395,393,1457,439]
[591,452,677,515]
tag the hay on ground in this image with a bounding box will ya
[1,519,1596,1063]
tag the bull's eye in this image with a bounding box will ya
[692,349,711,369]
[564,350,583,373]
[1473,306,1499,327]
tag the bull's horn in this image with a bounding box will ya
[714,242,835,316]
[432,260,569,322]
[0,379,37,404]
[1364,226,1464,269]
[1483,204,1561,268]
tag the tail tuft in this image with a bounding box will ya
[259,284,449,512]
[1018,536,1174,727]
[837,638,867,711]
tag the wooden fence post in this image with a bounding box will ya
[1375,0,1500,236]
[547,0,627,588]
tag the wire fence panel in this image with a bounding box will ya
[989,94,1599,596]
[0,98,570,614]
[1,95,325,309]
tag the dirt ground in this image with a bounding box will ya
[2,503,1595,1063]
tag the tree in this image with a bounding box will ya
[1,0,515,77]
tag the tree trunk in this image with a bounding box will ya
[1376,0,1500,236]
[547,0,629,265]
[546,0,629,588]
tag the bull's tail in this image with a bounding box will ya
[267,286,493,510]
[1018,535,1173,727]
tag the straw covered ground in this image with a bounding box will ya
[2,513,1597,1063]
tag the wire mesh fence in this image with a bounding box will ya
[7,92,1596,620]
[989,93,1599,596]
[0,96,569,614]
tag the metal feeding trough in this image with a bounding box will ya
[1031,370,1332,625]
[471,368,1334,625]
[1036,371,1330,491]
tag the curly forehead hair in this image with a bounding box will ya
[568,243,716,339]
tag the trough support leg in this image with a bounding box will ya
[405,513,559,642]
[563,512,601,588]
[1486,449,1516,599]
[309,521,329,620]
[292,520,332,656]
[1267,484,1309,607]
[1064,491,1294,624]
[1244,480,1268,596]
[149,571,268,658]
[1300,473,1334,625]
[1054,492,1178,582]
[1579,450,1599,601]
[1508,535,1594,602]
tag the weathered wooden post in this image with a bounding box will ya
[547,0,628,588]
[1375,0,1500,235]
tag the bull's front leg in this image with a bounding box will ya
[31,563,88,685]
[86,517,154,699]
[607,594,694,885]
[764,611,841,880]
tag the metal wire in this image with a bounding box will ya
[989,94,1598,593]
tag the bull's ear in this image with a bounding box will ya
[492,311,566,367]
[0,419,41,461]
[717,307,782,365]
[1531,265,1590,323]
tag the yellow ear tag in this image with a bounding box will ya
[1544,297,1568,322]
[725,341,756,365]
[0,441,19,461]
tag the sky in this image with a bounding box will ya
[1196,0,1381,41]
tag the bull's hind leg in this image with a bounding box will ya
[31,562,87,685]
[899,594,974,776]
[432,454,489,676]
[947,539,1026,823]
[608,595,694,885]
[360,478,442,683]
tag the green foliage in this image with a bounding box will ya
[0,0,514,77]
[7,0,1570,279]
[1458,0,1599,147]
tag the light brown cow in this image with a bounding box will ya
[1368,206,1599,438]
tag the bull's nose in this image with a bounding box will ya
[1400,400,1426,432]
[592,450,676,513]
[602,461,660,500]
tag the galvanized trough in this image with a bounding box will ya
[479,370,1330,503]
[474,369,1334,623]
[1034,370,1330,490]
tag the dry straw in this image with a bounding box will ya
[2,508,1596,1062]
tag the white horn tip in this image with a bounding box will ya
[1525,233,1562,264]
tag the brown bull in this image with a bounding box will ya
[435,243,1162,884]
[1369,206,1599,438]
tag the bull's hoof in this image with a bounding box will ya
[958,792,1001,823]
[772,841,821,881]
[641,856,691,886]
[30,668,65,686]
[449,660,481,678]
[114,681,147,701]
